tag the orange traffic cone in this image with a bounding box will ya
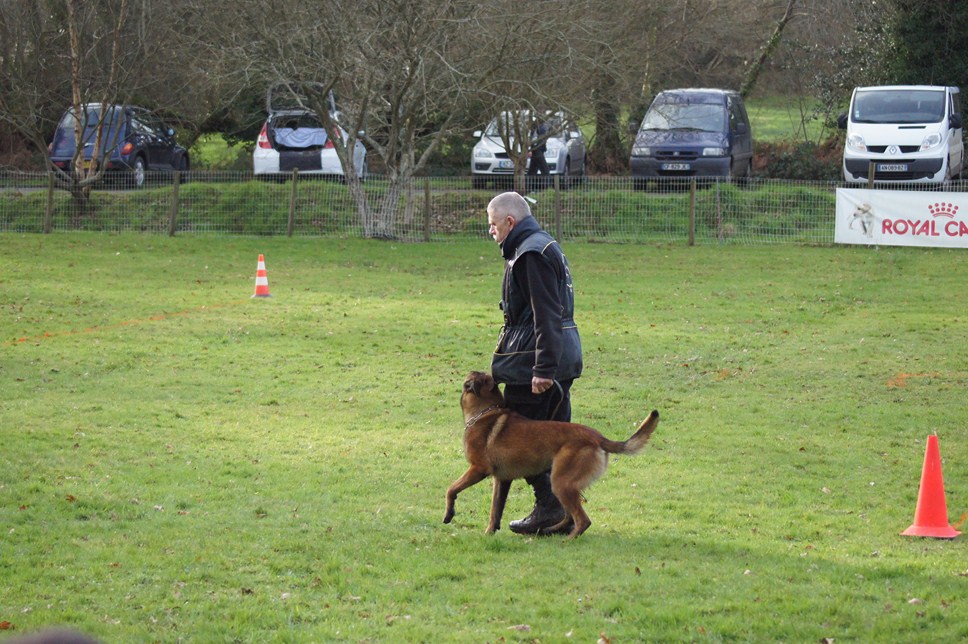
[901,434,960,539]
[252,254,271,298]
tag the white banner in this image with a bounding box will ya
[835,188,968,248]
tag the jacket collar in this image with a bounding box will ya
[500,215,541,260]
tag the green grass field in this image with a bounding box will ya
[745,95,835,143]
[2,234,966,642]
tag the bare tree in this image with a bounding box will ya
[0,1,142,203]
[216,0,594,236]
[740,0,799,97]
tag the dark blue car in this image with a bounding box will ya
[630,89,753,186]
[48,104,189,187]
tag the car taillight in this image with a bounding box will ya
[324,129,342,149]
[121,142,134,155]
[257,124,272,149]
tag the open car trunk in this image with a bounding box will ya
[268,113,329,172]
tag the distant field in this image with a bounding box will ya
[746,95,838,143]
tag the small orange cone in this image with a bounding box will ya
[901,434,960,539]
[252,254,271,298]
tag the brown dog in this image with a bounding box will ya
[443,371,659,539]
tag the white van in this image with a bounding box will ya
[838,85,964,185]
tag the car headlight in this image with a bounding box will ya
[920,133,943,151]
[702,147,726,157]
[544,142,562,158]
[847,134,867,153]
[631,144,652,156]
[474,147,493,159]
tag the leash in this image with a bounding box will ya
[464,404,503,429]
[548,380,565,420]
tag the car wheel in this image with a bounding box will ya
[131,157,146,188]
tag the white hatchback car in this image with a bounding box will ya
[253,84,366,180]
[471,111,586,188]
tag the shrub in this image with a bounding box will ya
[755,137,842,180]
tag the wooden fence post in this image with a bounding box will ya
[424,178,432,242]
[287,168,298,237]
[168,171,180,236]
[554,174,562,240]
[688,179,696,246]
[44,172,55,234]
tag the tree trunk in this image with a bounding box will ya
[740,0,798,98]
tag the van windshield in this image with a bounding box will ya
[641,103,724,132]
[852,89,946,124]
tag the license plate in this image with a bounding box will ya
[498,160,514,169]
[661,163,691,171]
[877,163,908,172]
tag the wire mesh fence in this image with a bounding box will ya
[1,170,954,244]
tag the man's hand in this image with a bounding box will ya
[532,376,554,394]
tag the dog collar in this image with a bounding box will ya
[464,404,503,429]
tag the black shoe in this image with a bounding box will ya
[510,472,566,534]
[508,503,567,535]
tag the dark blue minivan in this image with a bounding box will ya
[630,88,753,185]
[48,104,190,187]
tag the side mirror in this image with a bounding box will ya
[837,113,848,130]
[950,113,963,129]
[473,130,482,138]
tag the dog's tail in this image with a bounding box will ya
[601,410,659,455]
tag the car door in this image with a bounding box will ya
[132,110,171,169]
[727,97,753,174]
[565,119,585,173]
[948,90,964,177]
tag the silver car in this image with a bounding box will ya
[471,111,586,188]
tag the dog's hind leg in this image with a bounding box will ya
[444,467,488,524]
[486,478,512,534]
[546,484,591,539]
[547,447,605,538]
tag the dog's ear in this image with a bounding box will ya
[485,372,499,393]
[464,371,486,396]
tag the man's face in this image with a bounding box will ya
[487,208,513,244]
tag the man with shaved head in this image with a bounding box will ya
[485,191,583,534]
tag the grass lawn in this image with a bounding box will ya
[745,94,836,143]
[2,234,966,642]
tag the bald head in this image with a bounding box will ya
[486,192,533,244]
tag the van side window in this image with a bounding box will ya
[728,99,742,132]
